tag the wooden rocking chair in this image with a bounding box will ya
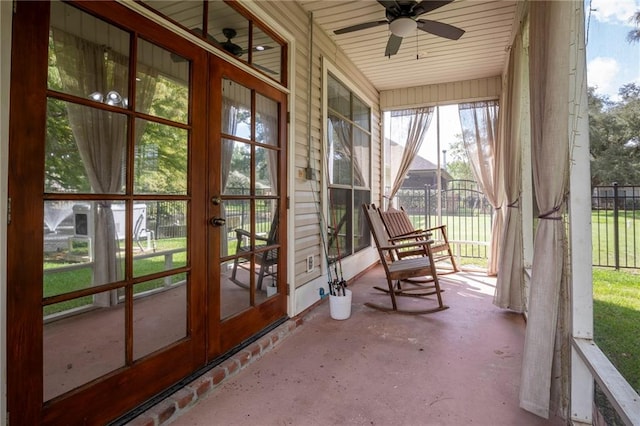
[380,207,459,274]
[362,203,448,315]
[230,212,279,291]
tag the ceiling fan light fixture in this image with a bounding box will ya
[389,17,416,37]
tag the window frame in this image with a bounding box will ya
[323,64,372,261]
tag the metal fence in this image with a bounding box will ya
[146,201,187,239]
[146,183,640,268]
[395,180,494,259]
[396,182,640,268]
[592,184,640,269]
[144,188,274,242]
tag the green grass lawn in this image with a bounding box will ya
[43,237,188,315]
[593,267,640,424]
[593,268,640,393]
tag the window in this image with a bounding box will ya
[327,73,371,260]
[140,0,286,84]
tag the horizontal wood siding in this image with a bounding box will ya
[380,76,502,110]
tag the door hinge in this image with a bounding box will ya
[286,196,290,210]
[287,111,290,124]
[7,197,11,225]
[286,283,290,296]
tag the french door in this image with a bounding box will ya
[208,58,288,357]
[7,2,286,425]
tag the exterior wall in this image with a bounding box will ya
[380,76,502,110]
[247,1,381,314]
[1,1,11,422]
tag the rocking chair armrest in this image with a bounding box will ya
[388,231,432,242]
[235,228,270,243]
[235,228,252,238]
[379,239,434,251]
[425,224,447,233]
[392,229,424,237]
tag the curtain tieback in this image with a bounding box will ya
[538,206,561,220]
[507,198,519,208]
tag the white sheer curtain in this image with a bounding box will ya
[221,83,240,193]
[519,0,572,418]
[458,101,504,276]
[257,94,279,196]
[53,30,128,301]
[328,117,366,185]
[53,30,158,298]
[494,32,526,312]
[387,107,434,207]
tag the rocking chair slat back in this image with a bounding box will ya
[381,207,459,273]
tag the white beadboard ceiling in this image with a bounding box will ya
[297,0,518,91]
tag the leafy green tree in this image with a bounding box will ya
[627,11,640,43]
[45,100,92,192]
[445,134,475,181]
[589,85,640,185]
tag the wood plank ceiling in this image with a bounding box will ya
[297,0,518,91]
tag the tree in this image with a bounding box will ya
[589,85,640,186]
[627,11,640,43]
[445,134,475,181]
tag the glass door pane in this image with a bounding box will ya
[43,1,193,401]
[213,69,285,344]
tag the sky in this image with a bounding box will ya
[586,0,640,101]
[406,0,640,165]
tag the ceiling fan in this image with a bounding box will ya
[219,27,274,58]
[333,0,465,57]
[171,28,278,75]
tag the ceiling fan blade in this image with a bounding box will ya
[377,0,403,16]
[254,63,277,75]
[416,19,465,40]
[412,1,454,17]
[170,53,187,63]
[334,20,388,35]
[384,34,403,57]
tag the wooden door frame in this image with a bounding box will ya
[7,2,209,424]
[207,57,288,358]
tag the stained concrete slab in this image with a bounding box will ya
[169,267,565,426]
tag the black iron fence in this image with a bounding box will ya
[396,182,640,268]
[144,188,274,242]
[146,201,187,239]
[395,180,493,259]
[144,183,639,268]
[592,184,640,269]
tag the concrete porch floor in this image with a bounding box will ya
[132,265,566,426]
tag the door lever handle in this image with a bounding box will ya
[210,217,226,227]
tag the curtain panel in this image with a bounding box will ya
[52,29,158,298]
[386,107,434,206]
[494,32,526,312]
[458,101,504,276]
[519,0,572,418]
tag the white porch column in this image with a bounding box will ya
[568,1,593,424]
